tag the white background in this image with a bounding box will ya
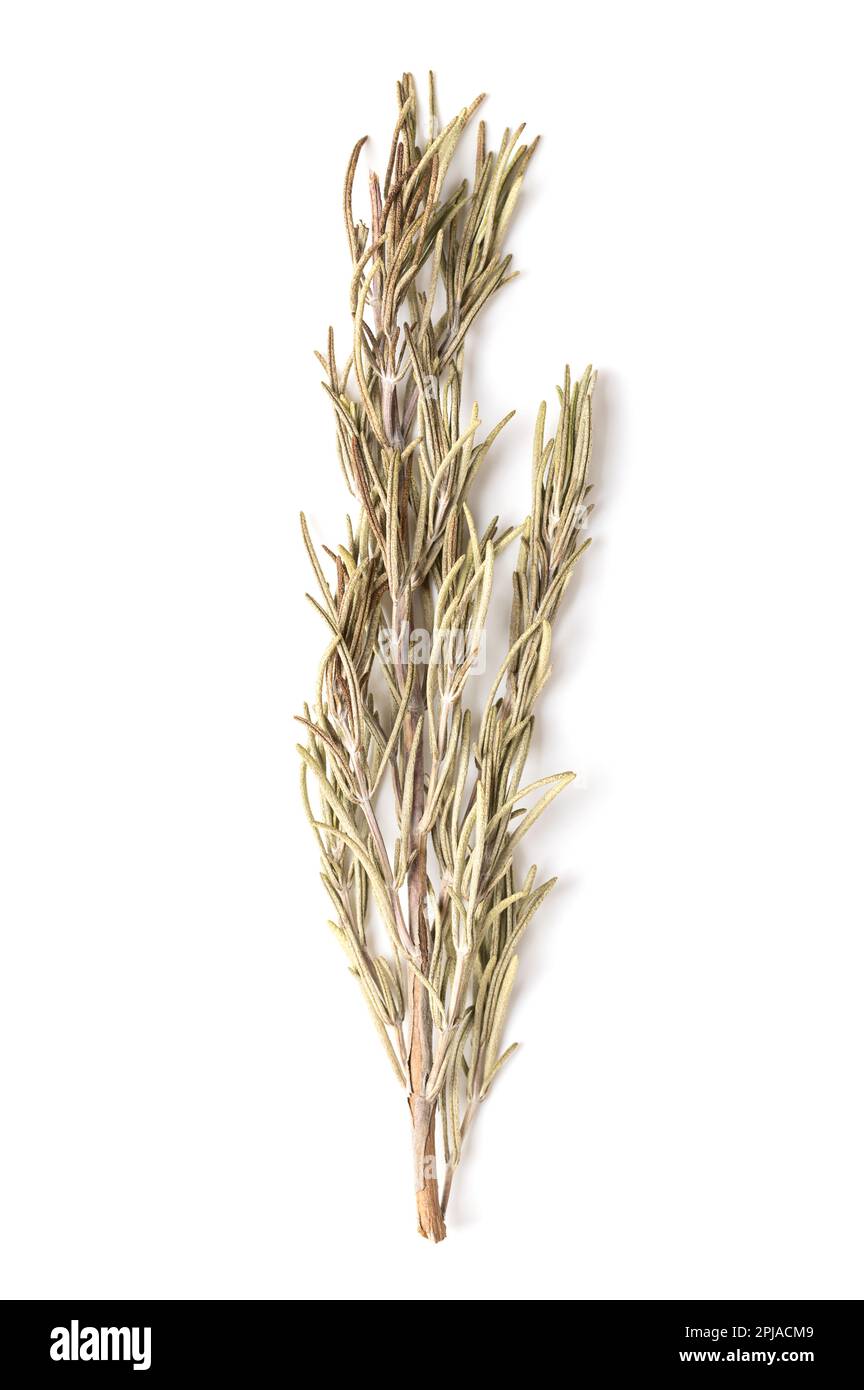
[1,1,862,1301]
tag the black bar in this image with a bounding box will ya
[2,1300,859,1375]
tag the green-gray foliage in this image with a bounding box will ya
[298,73,595,1232]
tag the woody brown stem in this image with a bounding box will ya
[406,690,446,1242]
[394,578,446,1241]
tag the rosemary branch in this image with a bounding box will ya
[298,72,595,1240]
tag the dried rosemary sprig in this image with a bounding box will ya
[298,73,594,1241]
